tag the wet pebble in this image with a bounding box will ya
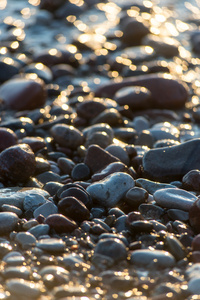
[125,187,148,208]
[87,172,134,207]
[15,232,36,249]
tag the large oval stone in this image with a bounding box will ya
[142,138,200,182]
[86,172,134,207]
[0,77,46,111]
[95,74,188,109]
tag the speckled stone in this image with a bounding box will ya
[87,172,134,207]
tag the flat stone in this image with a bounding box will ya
[87,172,134,207]
[36,238,65,253]
[6,278,44,298]
[33,201,58,218]
[154,188,197,211]
[130,249,175,269]
[142,139,200,182]
[0,212,18,235]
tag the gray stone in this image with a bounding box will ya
[15,232,36,249]
[33,201,58,218]
[28,224,50,239]
[94,238,127,262]
[36,238,65,253]
[130,249,175,269]
[23,193,47,212]
[87,172,134,207]
[154,188,197,211]
[0,212,18,235]
[142,138,200,182]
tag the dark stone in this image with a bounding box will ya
[0,144,36,183]
[0,128,18,152]
[44,214,77,233]
[84,145,119,174]
[92,162,129,182]
[95,74,188,109]
[182,169,200,191]
[58,196,90,222]
[76,99,107,120]
[71,163,90,181]
[142,139,200,182]
[59,187,92,209]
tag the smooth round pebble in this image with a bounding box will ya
[15,232,36,249]
[44,214,77,233]
[6,278,44,298]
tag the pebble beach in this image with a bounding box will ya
[1,0,200,299]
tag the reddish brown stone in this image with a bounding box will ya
[0,128,18,152]
[45,214,77,233]
[0,144,36,182]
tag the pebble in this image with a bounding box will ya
[58,196,90,222]
[0,212,18,235]
[15,232,36,249]
[91,162,129,182]
[58,186,92,209]
[36,238,65,253]
[33,201,58,218]
[95,74,188,109]
[105,144,130,165]
[84,144,119,174]
[0,77,46,111]
[87,172,134,207]
[94,238,127,262]
[114,86,151,110]
[23,193,47,212]
[143,139,200,182]
[0,128,18,152]
[71,163,91,181]
[154,188,197,211]
[189,198,200,233]
[28,224,50,239]
[182,169,200,191]
[57,157,75,174]
[139,203,165,220]
[76,98,107,119]
[125,187,148,208]
[6,278,44,298]
[50,124,84,149]
[1,204,22,217]
[136,178,176,194]
[130,249,175,269]
[0,144,36,183]
[44,214,77,233]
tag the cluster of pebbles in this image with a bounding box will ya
[2,0,200,299]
